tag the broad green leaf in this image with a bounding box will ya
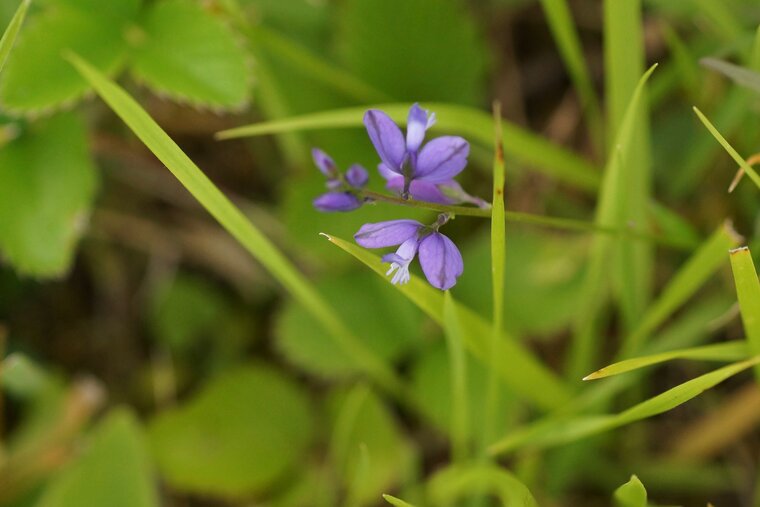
[328,385,414,507]
[490,356,760,455]
[567,64,656,380]
[702,57,760,94]
[148,273,228,354]
[130,0,251,109]
[67,53,408,404]
[729,247,760,379]
[539,0,602,148]
[216,103,601,191]
[149,364,313,497]
[426,464,538,507]
[0,0,30,75]
[36,409,159,507]
[604,0,653,335]
[0,3,135,114]
[442,291,470,463]
[0,112,97,276]
[336,0,487,104]
[323,233,571,411]
[584,341,749,380]
[614,475,647,507]
[693,106,760,190]
[275,272,422,379]
[382,494,417,507]
[623,221,742,354]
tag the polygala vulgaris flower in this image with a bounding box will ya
[364,103,484,206]
[311,148,369,212]
[354,215,463,290]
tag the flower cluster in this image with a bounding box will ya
[312,104,483,290]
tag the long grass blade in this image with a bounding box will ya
[427,464,538,507]
[217,103,601,191]
[584,341,749,380]
[729,247,760,380]
[0,0,30,75]
[66,53,409,404]
[442,292,470,463]
[490,356,760,455]
[322,233,571,411]
[693,106,760,190]
[382,494,417,507]
[566,64,657,381]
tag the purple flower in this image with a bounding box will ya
[354,216,463,290]
[364,104,472,202]
[312,148,369,212]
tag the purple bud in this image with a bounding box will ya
[313,192,361,212]
[345,164,369,188]
[312,148,337,177]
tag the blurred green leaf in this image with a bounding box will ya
[729,246,760,379]
[324,233,571,411]
[275,272,422,379]
[328,384,414,506]
[149,364,313,497]
[130,0,251,109]
[427,464,538,507]
[67,52,409,404]
[1,353,50,397]
[36,409,158,507]
[442,291,470,462]
[0,112,97,276]
[613,475,647,507]
[148,273,227,354]
[217,103,601,192]
[0,1,136,114]
[584,341,749,380]
[0,0,30,75]
[702,57,760,94]
[382,494,417,507]
[490,356,760,455]
[336,0,487,104]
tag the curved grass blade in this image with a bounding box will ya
[614,475,647,507]
[490,356,760,455]
[0,0,30,75]
[382,494,417,507]
[567,64,657,381]
[729,247,760,380]
[426,463,538,507]
[66,52,409,405]
[217,103,601,191]
[701,57,760,95]
[693,106,760,190]
[322,233,571,411]
[584,341,749,380]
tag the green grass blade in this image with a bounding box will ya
[382,494,417,507]
[566,64,657,381]
[614,475,647,507]
[604,0,652,332]
[701,57,760,95]
[0,0,30,75]
[693,106,760,190]
[427,464,538,507]
[729,247,760,380]
[442,291,470,463]
[490,356,760,455]
[539,0,603,150]
[623,221,742,354]
[322,233,572,411]
[584,341,750,380]
[65,52,408,404]
[484,104,506,448]
[217,103,601,191]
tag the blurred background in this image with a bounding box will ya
[1,0,760,505]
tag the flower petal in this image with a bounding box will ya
[354,219,422,248]
[414,136,469,182]
[406,103,431,153]
[312,148,336,177]
[386,178,454,204]
[313,192,361,212]
[418,232,464,290]
[378,163,399,181]
[345,164,369,188]
[364,110,406,172]
[437,180,490,208]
